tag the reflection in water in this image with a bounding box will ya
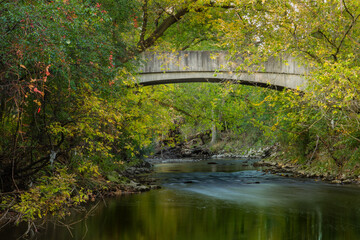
[5,159,360,239]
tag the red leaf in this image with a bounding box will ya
[33,87,44,96]
[45,65,51,76]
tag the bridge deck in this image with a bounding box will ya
[138,51,307,90]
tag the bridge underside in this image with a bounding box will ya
[138,71,306,90]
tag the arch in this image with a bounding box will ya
[138,51,307,90]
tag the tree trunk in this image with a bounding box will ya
[210,109,217,145]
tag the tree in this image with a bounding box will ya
[0,0,167,191]
[214,0,360,169]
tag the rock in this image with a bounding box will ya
[128,180,139,187]
[342,179,353,184]
[182,149,192,156]
[126,180,150,192]
[136,185,150,192]
[332,179,342,184]
[123,160,153,177]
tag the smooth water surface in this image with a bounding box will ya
[5,159,360,239]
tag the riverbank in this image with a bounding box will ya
[210,147,360,185]
[0,160,157,238]
[254,155,360,185]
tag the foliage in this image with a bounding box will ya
[214,0,360,170]
[2,0,360,230]
[147,82,279,150]
[0,0,168,225]
[132,0,360,174]
[0,0,157,190]
[3,167,90,222]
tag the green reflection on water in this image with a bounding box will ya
[40,186,360,240]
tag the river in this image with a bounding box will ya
[4,158,360,239]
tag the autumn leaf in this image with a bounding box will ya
[33,87,44,96]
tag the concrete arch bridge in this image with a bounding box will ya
[137,51,307,90]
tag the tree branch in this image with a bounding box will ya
[334,13,360,60]
[154,9,164,28]
[316,30,337,50]
[139,0,148,44]
[137,7,189,52]
[342,0,354,20]
[181,37,206,51]
[300,50,322,64]
[136,0,235,53]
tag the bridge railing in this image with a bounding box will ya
[139,51,307,74]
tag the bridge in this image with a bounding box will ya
[137,51,307,90]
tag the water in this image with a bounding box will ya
[4,159,360,239]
